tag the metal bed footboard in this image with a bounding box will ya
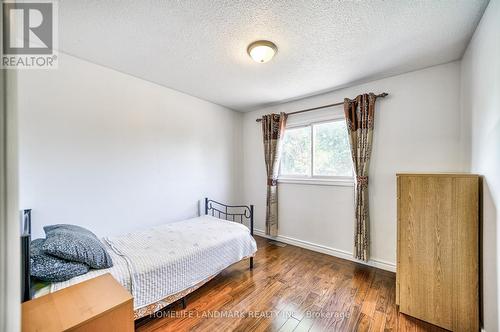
[204,197,254,269]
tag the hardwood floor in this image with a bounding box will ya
[136,236,448,332]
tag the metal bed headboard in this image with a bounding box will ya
[205,198,254,269]
[21,209,32,302]
[204,198,253,236]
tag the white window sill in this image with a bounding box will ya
[278,178,355,187]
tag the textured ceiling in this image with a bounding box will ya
[58,0,488,111]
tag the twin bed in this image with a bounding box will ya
[21,198,257,319]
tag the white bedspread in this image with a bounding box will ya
[49,215,256,310]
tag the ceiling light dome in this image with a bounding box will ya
[247,40,277,63]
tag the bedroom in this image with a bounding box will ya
[0,0,499,331]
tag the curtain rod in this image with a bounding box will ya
[255,92,389,122]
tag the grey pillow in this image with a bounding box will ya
[31,239,89,282]
[42,224,113,269]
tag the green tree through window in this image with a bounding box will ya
[280,119,353,179]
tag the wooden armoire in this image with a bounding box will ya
[396,173,479,331]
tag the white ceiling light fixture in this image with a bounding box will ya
[247,40,278,63]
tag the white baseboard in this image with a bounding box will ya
[253,229,396,272]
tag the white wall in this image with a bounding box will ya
[242,62,465,270]
[461,1,500,331]
[17,53,243,239]
[1,60,21,332]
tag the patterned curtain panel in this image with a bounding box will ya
[344,93,377,261]
[261,113,288,236]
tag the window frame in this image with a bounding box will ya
[278,116,354,187]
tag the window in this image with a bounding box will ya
[280,119,353,184]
